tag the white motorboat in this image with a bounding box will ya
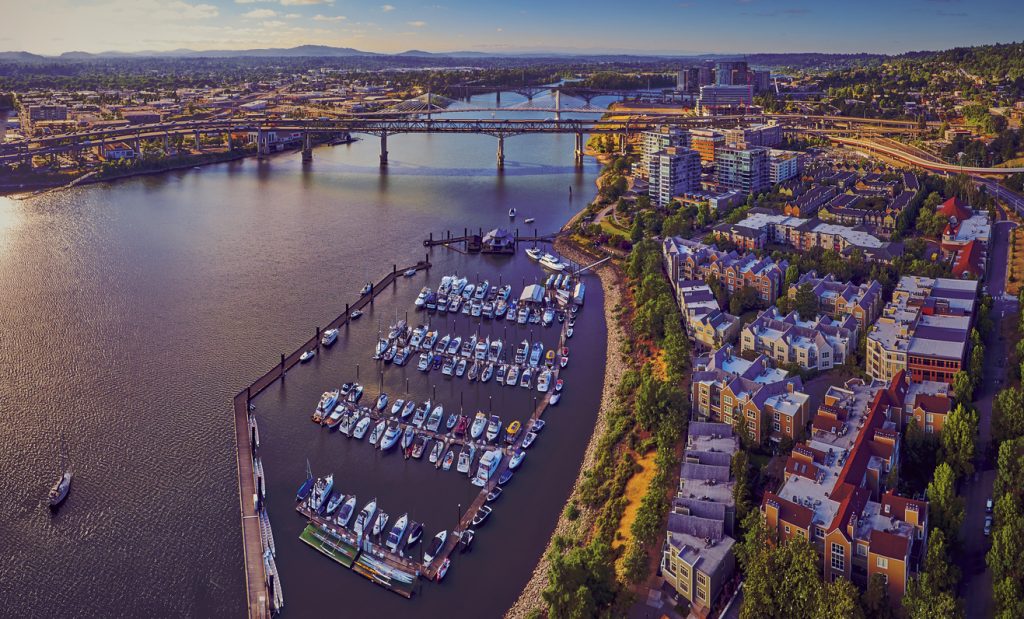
[470,412,487,439]
[404,268,417,277]
[426,405,444,432]
[509,448,526,469]
[485,415,501,442]
[369,419,387,445]
[360,283,372,295]
[429,439,445,464]
[526,247,541,260]
[321,328,338,347]
[508,207,516,218]
[480,363,494,383]
[354,498,377,537]
[522,431,537,448]
[353,415,372,439]
[372,511,390,536]
[472,449,502,487]
[539,253,566,272]
[386,513,409,552]
[414,287,430,308]
[524,217,535,224]
[337,495,357,527]
[375,393,389,411]
[401,400,416,419]
[506,365,520,387]
[380,424,401,450]
[299,349,315,363]
[549,392,561,405]
[536,369,551,392]
[391,398,406,415]
[424,530,448,565]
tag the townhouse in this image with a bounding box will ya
[691,346,811,445]
[740,307,859,372]
[762,374,928,602]
[788,271,884,330]
[663,422,739,615]
[662,237,788,304]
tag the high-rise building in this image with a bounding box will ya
[715,61,749,86]
[697,85,753,115]
[753,69,772,93]
[689,129,724,164]
[723,123,783,149]
[768,150,802,184]
[715,147,769,194]
[648,146,702,207]
[639,126,689,178]
[676,66,714,93]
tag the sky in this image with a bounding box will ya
[3,0,1023,56]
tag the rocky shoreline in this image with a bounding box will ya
[505,237,628,619]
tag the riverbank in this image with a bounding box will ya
[505,237,629,619]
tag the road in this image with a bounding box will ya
[958,190,1018,618]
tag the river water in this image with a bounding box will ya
[0,92,609,617]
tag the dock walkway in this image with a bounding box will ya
[233,259,431,617]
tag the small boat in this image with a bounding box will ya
[386,514,409,552]
[555,378,564,393]
[391,398,406,415]
[445,411,458,431]
[472,505,492,527]
[480,363,494,383]
[455,358,467,377]
[470,412,487,439]
[401,400,416,419]
[545,349,556,367]
[537,369,551,393]
[475,339,488,360]
[417,352,432,371]
[496,364,507,384]
[531,419,546,433]
[462,283,475,299]
[404,268,417,277]
[525,247,541,260]
[441,357,456,376]
[372,511,390,536]
[339,412,357,436]
[424,530,448,565]
[380,424,401,450]
[353,415,372,439]
[442,448,456,471]
[514,340,529,364]
[461,335,476,358]
[506,301,518,322]
[426,405,444,432]
[467,361,480,381]
[324,406,346,429]
[411,435,427,459]
[506,365,520,387]
[410,325,426,347]
[522,431,537,449]
[542,308,555,326]
[394,347,411,366]
[524,217,535,224]
[505,420,521,443]
[296,462,314,501]
[529,342,543,367]
[347,384,364,403]
[415,287,430,308]
[413,401,430,427]
[429,440,444,463]
[432,355,443,370]
[360,283,372,295]
[422,330,439,349]
[560,354,568,369]
[369,419,387,446]
[454,415,470,436]
[549,392,561,405]
[485,415,501,442]
[321,328,338,347]
[354,498,377,536]
[374,338,389,359]
[337,495,358,526]
[401,425,416,450]
[519,368,532,389]
[436,334,450,353]
[488,339,503,362]
[48,471,72,509]
[447,336,462,356]
[387,319,407,342]
[434,557,450,582]
[486,486,503,502]
[566,327,574,339]
[375,393,389,411]
[299,349,315,363]
[456,445,472,474]
[459,529,475,552]
[325,491,345,515]
[309,474,334,512]
[406,522,424,546]
[350,309,363,320]
[498,469,513,486]
[509,448,526,469]
[508,207,516,218]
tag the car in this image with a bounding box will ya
[986,498,993,513]
[984,516,993,537]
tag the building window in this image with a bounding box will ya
[876,556,888,569]
[815,527,825,539]
[773,422,781,432]
[830,543,845,573]
[857,544,867,557]
[785,525,791,535]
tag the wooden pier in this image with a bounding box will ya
[423,228,555,252]
[232,259,431,617]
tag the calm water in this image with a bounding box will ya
[0,92,608,617]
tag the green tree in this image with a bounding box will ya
[923,528,959,592]
[542,538,619,618]
[793,283,819,321]
[730,285,761,316]
[994,387,1024,445]
[951,371,974,406]
[941,404,977,479]
[731,450,752,521]
[814,577,863,619]
[861,574,894,619]
[784,264,800,287]
[903,575,962,619]
[927,462,964,541]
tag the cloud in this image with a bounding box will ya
[381,4,395,11]
[496,27,503,32]
[280,0,334,5]
[243,8,277,18]
[407,20,426,27]
[747,8,811,16]
[936,10,967,15]
[284,13,300,19]
[313,14,346,21]
[234,0,274,3]
[261,20,287,27]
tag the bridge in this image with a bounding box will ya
[3,110,941,171]
[826,135,1024,176]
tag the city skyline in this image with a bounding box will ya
[5,0,1024,57]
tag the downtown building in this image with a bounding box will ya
[865,276,978,384]
[697,85,754,115]
[740,307,859,372]
[648,146,702,207]
[762,374,928,603]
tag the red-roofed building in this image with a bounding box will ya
[937,196,972,221]
[951,239,987,279]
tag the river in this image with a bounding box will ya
[0,92,610,617]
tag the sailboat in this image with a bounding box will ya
[48,435,72,510]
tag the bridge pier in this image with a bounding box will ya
[256,129,267,160]
[379,132,389,166]
[226,131,233,151]
[573,132,583,166]
[554,90,561,122]
[496,135,505,169]
[302,131,312,163]
[194,130,201,152]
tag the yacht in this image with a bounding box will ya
[417,353,432,371]
[438,275,453,295]
[435,334,450,354]
[485,415,501,442]
[480,363,494,383]
[446,336,462,356]
[369,419,387,446]
[539,253,567,272]
[325,491,345,516]
[529,342,543,367]
[375,393,389,412]
[422,329,439,350]
[386,514,409,552]
[472,450,502,487]
[451,277,468,296]
[401,400,416,419]
[412,435,428,459]
[470,300,482,317]
[318,390,340,416]
[380,424,401,450]
[415,287,431,308]
[525,247,542,260]
[475,338,488,360]
[324,405,345,429]
[462,283,475,299]
[456,445,472,474]
[407,522,424,547]
[498,284,512,301]
[424,530,448,565]
[519,368,533,389]
[387,319,407,342]
[514,340,529,365]
[542,307,555,326]
[309,474,334,512]
[461,334,476,358]
[448,295,462,313]
[506,365,520,387]
[347,384,364,403]
[482,301,494,318]
[441,357,456,376]
[436,293,448,314]
[488,339,502,362]
[374,338,389,359]
[321,328,339,347]
[413,401,430,427]
[372,511,390,537]
[391,398,406,416]
[426,405,444,432]
[505,301,518,322]
[337,496,357,526]
[470,412,487,439]
[517,305,530,325]
[537,369,551,392]
[409,326,426,348]
[354,498,377,537]
[474,280,489,300]
[394,347,411,366]
[353,415,372,439]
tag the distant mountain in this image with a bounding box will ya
[0,51,47,62]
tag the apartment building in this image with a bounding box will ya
[697,85,754,115]
[768,149,802,184]
[691,310,742,350]
[937,197,990,278]
[662,237,788,304]
[663,422,739,615]
[762,374,928,602]
[640,126,689,179]
[724,123,783,149]
[783,185,838,218]
[715,146,769,195]
[691,346,810,445]
[788,271,884,330]
[648,146,702,207]
[740,307,858,372]
[689,129,724,164]
[865,276,977,384]
[905,378,953,434]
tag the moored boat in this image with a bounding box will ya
[459,529,475,552]
[424,530,448,565]
[386,513,409,552]
[470,412,487,439]
[337,495,357,526]
[472,449,502,487]
[372,511,390,536]
[391,398,405,415]
[353,415,372,439]
[498,469,513,486]
[379,424,401,450]
[485,415,501,442]
[509,448,526,469]
[375,393,389,411]
[369,419,387,446]
[472,505,492,526]
[321,328,338,347]
[522,431,537,449]
[486,486,502,502]
[299,349,315,363]
[354,498,377,536]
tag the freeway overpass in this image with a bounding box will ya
[828,136,1024,177]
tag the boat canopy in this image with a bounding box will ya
[573,282,586,305]
[519,284,545,304]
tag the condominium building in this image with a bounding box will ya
[689,129,724,164]
[762,374,928,602]
[937,197,990,278]
[788,271,885,330]
[724,124,783,149]
[865,276,978,384]
[640,126,689,179]
[27,104,68,122]
[697,85,753,115]
[783,185,838,218]
[715,147,769,195]
[662,236,788,304]
[905,378,953,434]
[670,279,741,349]
[648,146,702,207]
[740,307,859,372]
[691,346,810,445]
[768,149,801,184]
[663,422,739,615]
